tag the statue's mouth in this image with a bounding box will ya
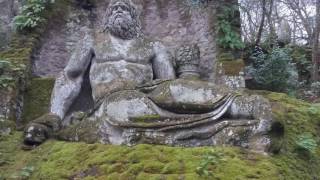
[114,12,124,17]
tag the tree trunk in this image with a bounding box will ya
[255,0,267,45]
[267,0,275,39]
[311,0,320,82]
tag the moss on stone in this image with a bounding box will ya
[217,52,235,62]
[131,114,162,123]
[218,59,245,76]
[57,120,99,144]
[21,78,55,125]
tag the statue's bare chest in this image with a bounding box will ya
[93,36,154,64]
[88,36,155,99]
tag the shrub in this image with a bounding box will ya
[246,47,298,92]
[217,5,244,50]
[14,0,55,31]
[291,46,312,82]
[310,81,320,96]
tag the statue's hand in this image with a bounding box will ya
[23,113,61,146]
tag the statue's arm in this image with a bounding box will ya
[50,33,94,120]
[152,42,176,79]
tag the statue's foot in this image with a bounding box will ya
[23,123,49,146]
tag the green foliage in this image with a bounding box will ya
[246,48,298,92]
[0,60,14,88]
[311,81,320,96]
[217,5,244,50]
[0,59,26,89]
[289,46,312,84]
[295,133,317,154]
[0,60,11,72]
[196,150,224,178]
[14,0,55,31]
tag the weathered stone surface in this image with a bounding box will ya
[215,59,246,90]
[148,79,230,113]
[0,0,21,50]
[32,0,218,80]
[24,0,272,153]
[32,1,92,77]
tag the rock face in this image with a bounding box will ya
[0,0,21,50]
[32,0,218,80]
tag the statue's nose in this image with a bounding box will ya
[116,6,123,12]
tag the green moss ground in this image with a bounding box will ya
[1,92,319,179]
[0,132,279,180]
[265,93,320,180]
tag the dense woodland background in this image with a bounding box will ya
[238,0,320,101]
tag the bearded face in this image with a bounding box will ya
[105,1,141,39]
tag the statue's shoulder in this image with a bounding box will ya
[92,30,111,44]
[138,37,168,52]
[133,36,153,47]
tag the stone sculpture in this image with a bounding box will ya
[24,0,273,152]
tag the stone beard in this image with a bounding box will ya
[104,0,142,39]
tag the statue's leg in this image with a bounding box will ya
[228,95,272,131]
[56,116,100,144]
[227,94,273,152]
[99,90,160,124]
[96,90,162,145]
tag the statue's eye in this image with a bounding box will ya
[120,5,129,11]
[112,5,129,12]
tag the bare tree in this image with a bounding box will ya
[311,0,320,81]
[255,0,267,45]
[240,0,318,45]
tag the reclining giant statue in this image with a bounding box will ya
[23,0,273,152]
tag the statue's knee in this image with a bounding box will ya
[103,91,158,122]
[228,96,254,119]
